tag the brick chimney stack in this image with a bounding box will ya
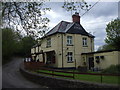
[72,12,80,24]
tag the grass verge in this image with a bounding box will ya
[36,69,120,85]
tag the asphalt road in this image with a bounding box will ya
[2,57,48,88]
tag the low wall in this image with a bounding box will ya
[24,62,46,70]
[19,64,119,88]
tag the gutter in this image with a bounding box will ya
[61,34,64,68]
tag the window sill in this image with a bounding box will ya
[67,44,74,46]
[46,46,51,48]
[83,45,88,47]
[67,61,74,63]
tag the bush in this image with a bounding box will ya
[77,66,87,72]
[2,28,37,65]
[102,64,120,74]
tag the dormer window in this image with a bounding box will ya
[82,37,87,47]
[67,36,72,45]
[46,38,51,47]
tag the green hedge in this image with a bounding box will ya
[102,64,120,74]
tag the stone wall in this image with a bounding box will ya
[19,64,119,88]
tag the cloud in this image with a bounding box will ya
[95,45,100,51]
[46,10,61,19]
[85,8,117,50]
[83,2,118,18]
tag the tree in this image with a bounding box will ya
[20,36,36,57]
[2,28,36,64]
[105,18,120,50]
[2,2,50,38]
[1,1,91,38]
[97,44,113,51]
[62,0,91,16]
[2,28,16,60]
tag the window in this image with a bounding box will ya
[46,38,51,47]
[82,38,87,46]
[100,56,104,59]
[67,36,72,45]
[67,52,73,62]
[95,56,99,59]
[95,56,100,63]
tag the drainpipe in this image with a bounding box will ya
[74,35,76,69]
[86,54,89,70]
[91,38,94,52]
[61,34,64,68]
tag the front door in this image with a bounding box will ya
[46,51,55,64]
[88,57,94,70]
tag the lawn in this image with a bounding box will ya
[75,74,119,84]
[36,69,120,85]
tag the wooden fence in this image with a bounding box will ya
[36,68,120,83]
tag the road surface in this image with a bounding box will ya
[2,57,48,88]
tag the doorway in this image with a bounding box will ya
[88,57,94,70]
[46,51,55,64]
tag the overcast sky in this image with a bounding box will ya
[43,2,118,51]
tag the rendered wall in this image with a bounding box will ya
[32,33,94,68]
[118,51,120,64]
[94,51,120,70]
[58,33,94,68]
[39,34,60,67]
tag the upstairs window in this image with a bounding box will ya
[67,52,73,62]
[82,37,87,46]
[67,36,72,45]
[46,38,51,47]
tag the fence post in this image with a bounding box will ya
[73,69,75,79]
[52,70,54,77]
[101,73,102,83]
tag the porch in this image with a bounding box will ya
[25,50,56,70]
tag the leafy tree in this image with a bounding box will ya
[62,1,91,14]
[105,18,120,50]
[2,2,50,38]
[2,28,36,64]
[97,44,113,51]
[1,1,91,38]
[20,36,36,57]
[2,28,16,61]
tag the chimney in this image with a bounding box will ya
[72,12,80,24]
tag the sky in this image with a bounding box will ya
[43,2,118,51]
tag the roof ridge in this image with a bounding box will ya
[56,21,63,32]
[45,21,61,36]
[65,22,75,32]
[62,20,72,24]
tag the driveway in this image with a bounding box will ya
[2,57,48,88]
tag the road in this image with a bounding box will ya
[2,57,48,88]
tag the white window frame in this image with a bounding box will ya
[67,52,73,62]
[67,36,72,45]
[46,38,51,47]
[82,37,87,46]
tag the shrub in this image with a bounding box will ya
[102,64,120,74]
[77,66,87,72]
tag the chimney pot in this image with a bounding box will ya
[72,12,80,24]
